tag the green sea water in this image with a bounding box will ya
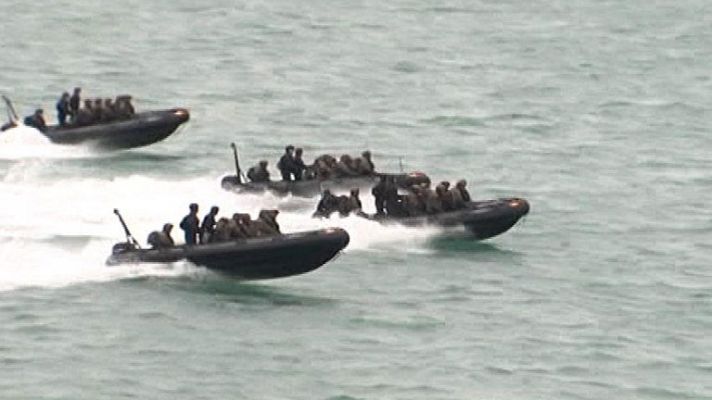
[1,1,711,399]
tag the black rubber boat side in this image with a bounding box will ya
[42,108,190,150]
[221,172,430,198]
[106,228,350,280]
[363,197,530,240]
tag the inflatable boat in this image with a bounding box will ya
[362,197,530,240]
[42,108,189,150]
[107,228,350,280]
[221,171,430,198]
[2,95,189,150]
[220,143,431,197]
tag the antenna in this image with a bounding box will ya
[113,209,141,248]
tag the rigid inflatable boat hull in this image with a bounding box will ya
[107,228,350,280]
[221,172,430,198]
[43,108,189,150]
[366,198,530,240]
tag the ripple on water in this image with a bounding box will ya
[633,386,707,400]
[348,314,445,332]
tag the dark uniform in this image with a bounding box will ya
[449,187,465,209]
[93,99,104,122]
[404,187,425,217]
[69,87,81,122]
[103,98,117,122]
[438,185,455,212]
[115,95,135,118]
[147,223,175,249]
[277,145,296,181]
[179,203,200,245]
[199,206,219,244]
[251,210,280,236]
[75,99,93,126]
[384,179,404,217]
[371,176,388,215]
[334,155,358,178]
[293,148,307,181]
[423,188,443,215]
[313,154,337,180]
[456,180,471,202]
[23,109,47,132]
[212,218,233,242]
[247,161,270,182]
[226,214,246,239]
[237,214,258,238]
[258,210,280,234]
[56,93,70,126]
[335,195,351,216]
[357,151,375,175]
[314,190,339,218]
[342,189,362,216]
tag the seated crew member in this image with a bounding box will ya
[23,109,47,132]
[93,98,105,122]
[228,213,246,239]
[437,184,455,212]
[346,188,363,215]
[56,92,70,126]
[302,164,318,180]
[277,145,296,181]
[236,213,258,238]
[122,95,136,115]
[455,179,471,203]
[250,210,280,236]
[357,151,375,175]
[199,206,219,244]
[292,148,307,180]
[69,87,81,122]
[179,203,200,245]
[125,96,135,114]
[449,185,465,210]
[314,154,336,168]
[103,98,117,121]
[247,160,270,182]
[114,95,135,118]
[75,99,94,126]
[315,162,331,180]
[423,186,443,215]
[334,154,358,178]
[314,189,339,218]
[335,194,352,217]
[212,218,233,243]
[404,186,424,217]
[257,210,281,234]
[113,96,126,118]
[352,158,364,176]
[147,223,175,249]
[313,154,336,180]
[439,181,451,193]
[371,175,388,216]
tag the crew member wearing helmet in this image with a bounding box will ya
[247,160,270,182]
